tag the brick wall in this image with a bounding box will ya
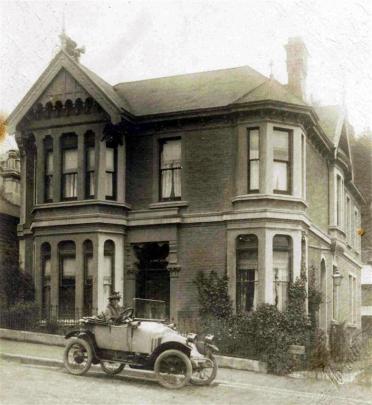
[306,140,329,232]
[126,125,235,212]
[177,223,226,316]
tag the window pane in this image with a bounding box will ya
[249,160,259,190]
[64,173,77,198]
[88,172,95,196]
[62,257,76,278]
[63,149,77,171]
[43,258,51,277]
[273,161,288,191]
[87,148,95,170]
[106,148,114,171]
[45,176,53,200]
[104,256,113,279]
[249,129,259,159]
[46,152,53,174]
[173,167,182,197]
[105,172,113,197]
[86,255,94,279]
[161,139,181,169]
[273,130,289,161]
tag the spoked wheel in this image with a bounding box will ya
[63,338,92,376]
[190,355,218,386]
[100,361,125,375]
[154,349,192,389]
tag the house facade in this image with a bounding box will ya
[0,149,20,306]
[7,36,363,331]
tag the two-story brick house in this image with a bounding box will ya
[6,36,364,331]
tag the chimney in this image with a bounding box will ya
[285,37,308,101]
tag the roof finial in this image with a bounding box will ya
[58,15,85,63]
[269,60,274,80]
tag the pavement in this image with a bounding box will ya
[0,338,372,405]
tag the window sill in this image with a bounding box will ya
[149,201,189,209]
[33,199,132,210]
[232,194,307,206]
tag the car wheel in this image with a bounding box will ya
[190,354,218,386]
[63,337,93,376]
[100,361,125,375]
[154,349,192,389]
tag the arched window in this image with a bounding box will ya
[43,136,53,202]
[61,133,78,200]
[236,235,258,312]
[85,131,95,199]
[104,240,115,294]
[58,241,76,318]
[273,235,292,311]
[41,242,51,318]
[83,240,93,316]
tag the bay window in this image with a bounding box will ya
[160,138,181,201]
[247,128,260,192]
[273,235,292,311]
[236,235,258,312]
[41,242,51,318]
[105,144,117,200]
[104,240,115,295]
[273,128,291,194]
[61,134,78,200]
[83,240,94,316]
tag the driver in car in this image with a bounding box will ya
[104,291,124,322]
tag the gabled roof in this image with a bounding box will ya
[314,105,344,146]
[6,50,127,133]
[113,66,305,116]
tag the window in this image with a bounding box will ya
[332,266,339,321]
[336,175,342,226]
[160,138,181,201]
[105,144,117,200]
[58,241,76,317]
[348,274,357,324]
[61,134,78,200]
[44,136,53,202]
[273,235,292,311]
[247,129,260,192]
[236,235,258,312]
[85,132,95,199]
[354,209,359,250]
[83,240,93,316]
[104,240,115,294]
[346,196,351,241]
[273,128,291,193]
[41,242,51,318]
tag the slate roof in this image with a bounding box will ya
[314,105,344,145]
[113,66,305,116]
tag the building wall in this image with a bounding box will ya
[306,139,329,233]
[177,222,226,316]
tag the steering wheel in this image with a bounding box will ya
[119,307,134,322]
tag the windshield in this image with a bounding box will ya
[133,298,166,321]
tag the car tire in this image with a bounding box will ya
[63,337,93,376]
[154,349,192,389]
[190,354,218,386]
[100,361,125,375]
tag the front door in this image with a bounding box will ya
[134,243,170,316]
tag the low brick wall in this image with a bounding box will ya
[216,354,267,373]
[0,328,267,373]
[0,328,65,346]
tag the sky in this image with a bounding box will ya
[0,0,371,153]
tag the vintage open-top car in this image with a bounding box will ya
[63,299,218,389]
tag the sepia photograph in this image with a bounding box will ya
[0,0,371,403]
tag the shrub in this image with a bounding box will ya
[194,271,232,319]
[0,302,39,330]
